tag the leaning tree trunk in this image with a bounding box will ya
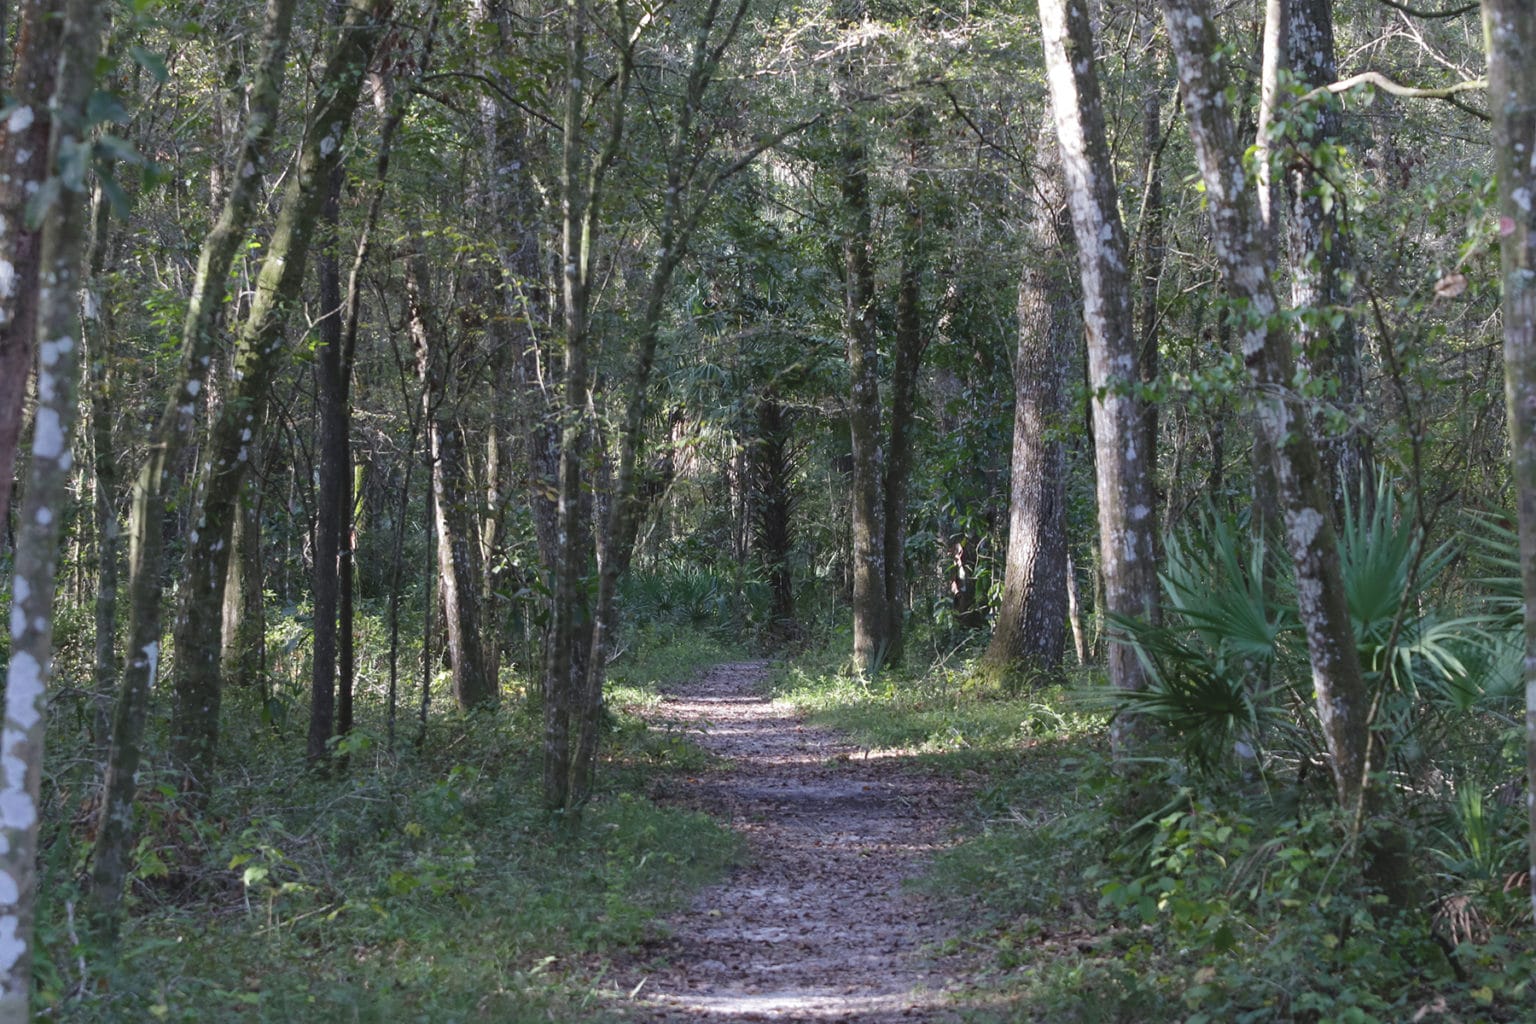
[982,146,1077,687]
[167,0,389,790]
[1040,0,1160,736]
[1161,0,1371,820]
[1481,0,1536,925]
[0,1,100,1011]
[92,0,300,927]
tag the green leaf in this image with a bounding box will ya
[129,44,170,84]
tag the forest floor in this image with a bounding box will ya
[602,660,981,1022]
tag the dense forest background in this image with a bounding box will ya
[2,0,1536,1019]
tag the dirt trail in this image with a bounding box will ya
[608,661,974,1022]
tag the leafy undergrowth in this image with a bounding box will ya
[36,631,743,1023]
[772,643,1536,1023]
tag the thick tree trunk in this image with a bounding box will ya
[982,152,1076,686]
[1161,0,1371,819]
[1040,0,1160,734]
[93,0,300,926]
[167,0,388,788]
[0,1,100,1010]
[1481,0,1536,926]
[0,0,63,561]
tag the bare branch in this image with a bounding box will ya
[1304,70,1489,121]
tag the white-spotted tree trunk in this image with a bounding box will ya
[0,0,101,1011]
[1160,0,1372,819]
[1039,0,1161,732]
[1481,0,1536,924]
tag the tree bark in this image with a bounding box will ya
[1287,0,1369,509]
[1040,0,1160,735]
[838,44,889,677]
[1481,0,1536,926]
[167,0,389,789]
[1161,0,1372,819]
[0,0,100,1010]
[882,106,929,669]
[750,396,796,625]
[83,174,119,754]
[92,0,300,926]
[982,149,1076,686]
[0,0,64,562]
[405,235,497,711]
[308,157,347,762]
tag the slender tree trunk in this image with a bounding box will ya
[167,0,387,787]
[1287,0,1369,509]
[839,66,888,677]
[0,0,63,561]
[405,241,496,710]
[882,107,928,669]
[1041,0,1160,736]
[92,0,300,926]
[1135,0,1167,522]
[1481,0,1536,925]
[308,158,347,762]
[543,0,598,810]
[750,396,796,625]
[221,463,265,690]
[1161,0,1371,819]
[982,148,1076,686]
[0,1,100,1010]
[83,175,119,753]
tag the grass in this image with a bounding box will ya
[767,638,1536,1023]
[36,628,746,1023]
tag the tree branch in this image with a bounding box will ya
[1304,70,1489,121]
[1370,0,1477,19]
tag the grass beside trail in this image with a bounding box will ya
[767,643,1536,1024]
[39,627,742,1024]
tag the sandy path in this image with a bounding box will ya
[607,661,973,1022]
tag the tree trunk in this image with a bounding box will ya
[167,0,388,789]
[1287,0,1369,510]
[0,0,63,562]
[1161,0,1371,819]
[83,175,119,754]
[750,396,796,626]
[839,80,888,677]
[1040,0,1160,736]
[0,1,100,1010]
[882,107,928,669]
[308,158,347,762]
[92,0,300,927]
[220,470,265,691]
[982,148,1076,687]
[405,240,497,711]
[1481,0,1536,926]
